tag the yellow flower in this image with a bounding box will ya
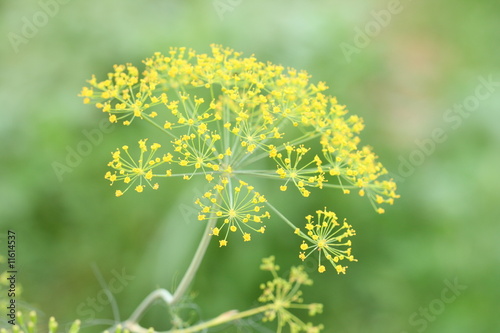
[105,139,172,196]
[82,45,398,257]
[83,45,397,209]
[273,144,325,197]
[195,178,270,245]
[296,208,357,274]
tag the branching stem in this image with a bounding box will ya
[119,186,221,331]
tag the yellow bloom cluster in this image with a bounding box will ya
[195,178,270,246]
[295,208,357,274]
[81,44,398,251]
[105,139,172,196]
[79,63,166,125]
[274,144,324,197]
[259,256,323,333]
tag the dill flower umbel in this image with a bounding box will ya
[80,44,398,254]
[195,178,270,246]
[295,208,357,274]
[105,139,171,196]
[259,256,323,333]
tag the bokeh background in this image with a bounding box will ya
[1,0,499,332]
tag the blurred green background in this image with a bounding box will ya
[1,0,499,332]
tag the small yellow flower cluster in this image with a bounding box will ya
[105,139,173,196]
[172,132,230,176]
[274,144,325,197]
[259,256,324,333]
[81,44,398,251]
[79,64,165,125]
[196,178,270,246]
[295,208,357,274]
[322,142,398,214]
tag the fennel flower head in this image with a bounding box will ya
[80,44,398,273]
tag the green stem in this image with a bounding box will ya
[123,304,273,333]
[265,200,314,243]
[127,289,174,324]
[169,304,272,333]
[144,116,178,140]
[170,199,219,304]
[265,200,298,231]
[120,184,221,332]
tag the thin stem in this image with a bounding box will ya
[171,191,220,304]
[127,289,174,323]
[121,304,273,333]
[232,171,279,180]
[264,200,297,231]
[144,116,178,140]
[154,171,217,178]
[320,182,356,190]
[232,169,276,175]
[119,185,221,332]
[168,304,272,333]
[91,263,121,323]
[265,200,314,243]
